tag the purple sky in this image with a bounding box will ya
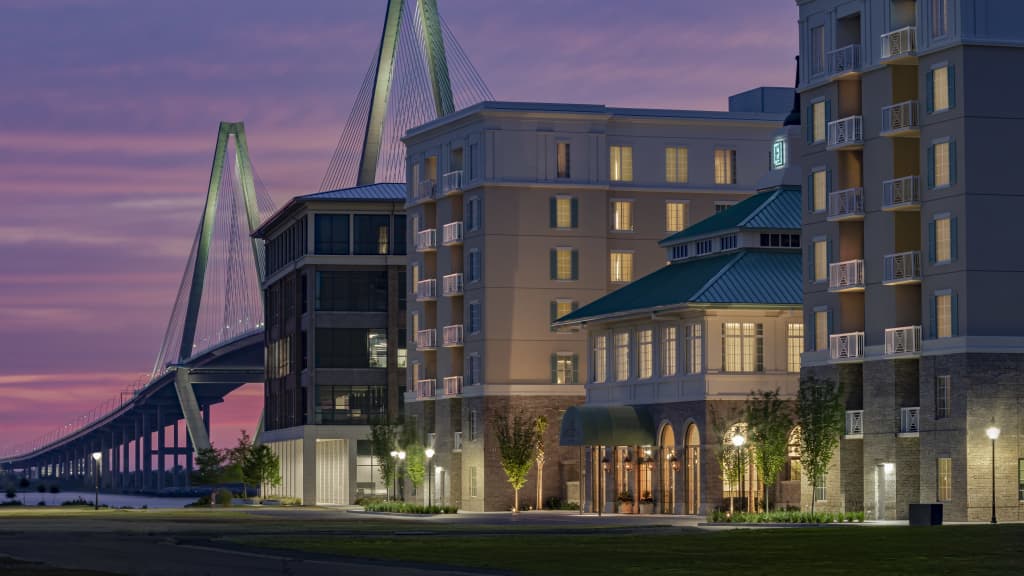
[0,0,798,451]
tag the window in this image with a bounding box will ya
[695,239,714,255]
[814,475,826,501]
[609,251,633,283]
[934,216,952,262]
[593,335,608,383]
[551,196,577,229]
[637,329,653,379]
[614,332,630,381]
[772,136,787,170]
[316,328,387,369]
[611,200,634,231]
[714,149,736,184]
[468,354,481,386]
[469,301,481,334]
[466,196,481,231]
[715,202,736,214]
[937,458,952,502]
[552,353,578,384]
[720,235,737,251]
[557,142,571,179]
[760,233,801,248]
[722,322,764,373]
[685,323,702,374]
[787,324,803,373]
[936,293,953,338]
[469,466,479,497]
[316,386,385,425]
[812,169,827,212]
[467,142,478,180]
[662,326,677,377]
[932,0,948,38]
[314,214,350,255]
[468,249,481,282]
[454,431,464,453]
[813,239,828,282]
[815,310,828,351]
[666,201,687,232]
[810,25,825,75]
[316,271,387,312]
[551,248,578,281]
[1019,459,1024,502]
[936,375,951,419]
[665,146,689,183]
[812,101,826,143]
[932,65,951,112]
[468,410,478,441]
[353,214,390,255]
[367,330,388,368]
[610,146,633,181]
[671,244,689,260]
[551,299,577,327]
[932,141,952,188]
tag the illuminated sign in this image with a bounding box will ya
[772,137,787,170]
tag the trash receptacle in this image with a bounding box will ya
[909,503,943,525]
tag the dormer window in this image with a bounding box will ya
[720,235,738,251]
[760,233,801,248]
[695,239,714,255]
[671,244,689,261]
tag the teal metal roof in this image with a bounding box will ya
[298,182,407,202]
[658,188,801,246]
[554,250,801,326]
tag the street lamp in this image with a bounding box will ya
[600,456,610,517]
[90,452,102,510]
[425,448,435,507]
[389,450,398,500]
[986,424,1000,524]
[397,451,406,501]
[731,434,746,514]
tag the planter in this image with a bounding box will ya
[638,502,655,515]
[617,502,634,514]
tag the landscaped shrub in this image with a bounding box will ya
[214,488,233,506]
[354,495,388,507]
[362,501,457,514]
[544,496,581,511]
[707,509,865,524]
[0,500,22,507]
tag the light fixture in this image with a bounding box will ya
[425,448,435,459]
[987,422,1000,524]
[731,434,746,448]
[91,452,102,462]
[398,451,406,460]
[623,456,633,473]
[389,450,398,458]
[986,426,1001,441]
[883,462,894,473]
[601,456,610,473]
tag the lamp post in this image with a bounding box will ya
[986,425,1000,524]
[389,450,398,500]
[397,451,406,501]
[425,448,435,507]
[731,434,746,514]
[600,455,609,517]
[90,452,102,510]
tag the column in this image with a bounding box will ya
[172,419,180,487]
[157,406,166,490]
[142,412,152,491]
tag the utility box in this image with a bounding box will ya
[909,503,943,526]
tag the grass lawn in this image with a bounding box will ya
[0,556,117,576]
[238,525,1024,576]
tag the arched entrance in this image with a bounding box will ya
[685,423,700,514]
[659,423,675,514]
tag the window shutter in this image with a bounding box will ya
[572,300,579,311]
[927,146,935,189]
[550,301,558,323]
[571,250,579,280]
[572,354,579,384]
[951,292,959,337]
[930,296,937,339]
[806,106,813,143]
[549,250,557,280]
[824,100,831,122]
[826,169,833,193]
[807,313,816,352]
[827,309,834,337]
[949,140,957,184]
[549,197,557,228]
[570,197,579,228]
[950,217,958,260]
[827,238,833,267]
[807,173,814,212]
[550,354,558,384]
[948,65,956,109]
[928,221,937,263]
[926,70,935,113]
[807,245,814,282]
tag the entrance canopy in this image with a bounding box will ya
[559,405,656,447]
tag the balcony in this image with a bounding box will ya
[883,251,921,285]
[830,332,865,362]
[444,376,464,396]
[882,176,921,211]
[827,116,863,150]
[827,187,865,222]
[442,273,464,297]
[442,170,463,195]
[845,410,864,438]
[899,407,920,435]
[442,221,464,246]
[453,431,463,451]
[881,26,917,63]
[829,260,865,292]
[886,325,922,356]
[881,101,919,137]
[415,228,437,252]
[412,179,436,203]
[415,329,437,350]
[443,324,464,347]
[415,279,437,301]
[827,44,862,78]
[415,378,436,399]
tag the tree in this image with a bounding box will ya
[227,430,254,497]
[533,415,548,510]
[399,424,424,498]
[797,377,845,514]
[745,389,794,512]
[193,447,225,486]
[244,445,281,499]
[492,411,539,513]
[369,419,401,497]
[709,405,745,514]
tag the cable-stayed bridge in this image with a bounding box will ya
[0,0,490,490]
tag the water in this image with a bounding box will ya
[7,491,195,509]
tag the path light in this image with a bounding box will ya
[425,448,435,507]
[90,452,102,510]
[986,424,1000,524]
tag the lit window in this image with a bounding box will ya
[787,323,803,373]
[666,201,687,232]
[937,458,952,502]
[553,353,578,385]
[614,332,630,381]
[933,66,950,112]
[936,375,951,419]
[934,142,951,188]
[813,169,827,212]
[470,466,479,497]
[662,326,677,377]
[814,240,828,282]
[554,196,573,229]
[815,310,828,351]
[813,101,826,143]
[810,25,825,75]
[722,322,764,373]
[936,293,953,338]
[554,299,575,321]
[814,475,826,501]
[593,335,607,383]
[714,149,736,184]
[557,142,571,179]
[1018,460,1024,502]
[665,146,689,183]
[715,202,735,214]
[685,323,702,374]
[553,248,576,281]
[610,146,633,182]
[609,251,633,283]
[612,200,633,231]
[935,217,951,262]
[638,329,653,379]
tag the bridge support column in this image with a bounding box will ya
[121,426,129,491]
[156,406,166,491]
[172,368,213,455]
[142,412,152,491]
[134,417,141,490]
[172,419,180,487]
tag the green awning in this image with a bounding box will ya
[559,405,656,447]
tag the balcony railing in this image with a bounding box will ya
[415,329,437,350]
[829,260,865,292]
[882,176,921,211]
[827,187,865,221]
[827,116,864,150]
[444,376,464,396]
[453,431,463,451]
[415,279,437,301]
[881,26,917,62]
[442,170,463,195]
[415,378,436,398]
[827,44,862,77]
[881,101,919,136]
[846,410,864,437]
[443,324,464,347]
[412,179,436,203]
[442,273,464,297]
[442,221,464,246]
[415,228,437,252]
[899,406,920,434]
[830,332,865,362]
[884,251,921,285]
[886,325,922,356]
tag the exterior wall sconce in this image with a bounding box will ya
[623,456,633,473]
